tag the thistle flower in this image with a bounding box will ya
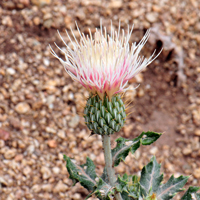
[51,22,160,135]
[50,22,158,101]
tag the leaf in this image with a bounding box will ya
[87,178,114,200]
[140,156,163,197]
[139,156,189,200]
[112,131,161,167]
[156,175,189,200]
[116,174,140,200]
[64,155,97,191]
[181,186,200,200]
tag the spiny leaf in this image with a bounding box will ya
[112,131,161,167]
[181,186,200,200]
[140,156,163,197]
[116,174,140,199]
[156,175,189,200]
[87,178,114,200]
[64,155,97,191]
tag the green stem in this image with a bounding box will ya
[102,135,122,200]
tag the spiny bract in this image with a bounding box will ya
[84,94,126,135]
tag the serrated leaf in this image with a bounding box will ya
[181,186,200,200]
[64,155,97,191]
[116,174,140,200]
[140,156,163,197]
[89,178,114,200]
[156,175,189,200]
[112,131,161,167]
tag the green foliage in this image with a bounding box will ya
[63,155,97,191]
[64,131,199,200]
[181,186,200,200]
[87,178,115,200]
[84,94,126,135]
[116,174,140,200]
[140,156,189,200]
[112,131,162,167]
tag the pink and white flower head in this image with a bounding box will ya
[51,22,159,100]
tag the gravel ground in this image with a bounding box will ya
[0,0,200,199]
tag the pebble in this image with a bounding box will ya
[108,0,122,9]
[31,0,51,7]
[4,149,17,159]
[68,115,80,128]
[15,102,30,114]
[40,166,51,180]
[53,181,68,193]
[0,129,10,141]
[194,168,200,178]
[194,129,200,136]
[57,130,66,139]
[146,12,158,23]
[6,68,16,75]
[47,140,57,148]
[33,16,40,25]
[23,166,32,176]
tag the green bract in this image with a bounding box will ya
[84,94,126,135]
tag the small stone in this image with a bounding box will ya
[23,166,32,176]
[52,167,60,174]
[42,184,53,192]
[33,17,40,25]
[108,0,122,9]
[2,16,13,27]
[183,147,192,155]
[4,149,17,159]
[68,115,80,128]
[0,129,10,141]
[150,146,158,155]
[31,0,51,7]
[194,129,200,136]
[146,12,158,23]
[15,102,30,114]
[15,154,23,162]
[31,184,41,193]
[194,168,200,178]
[41,166,51,180]
[53,181,68,193]
[58,130,65,139]
[48,140,57,148]
[6,68,16,75]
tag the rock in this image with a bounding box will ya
[195,129,200,136]
[2,16,13,27]
[41,166,51,180]
[15,102,30,114]
[57,130,65,139]
[146,12,158,23]
[6,68,16,75]
[4,149,17,159]
[47,139,57,148]
[150,146,158,155]
[31,184,41,193]
[194,168,200,178]
[23,166,32,176]
[42,184,53,192]
[108,0,122,9]
[33,17,40,25]
[8,116,22,130]
[31,0,51,7]
[53,181,68,193]
[52,167,60,174]
[68,115,80,128]
[0,129,10,141]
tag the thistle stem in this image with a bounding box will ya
[102,135,122,200]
